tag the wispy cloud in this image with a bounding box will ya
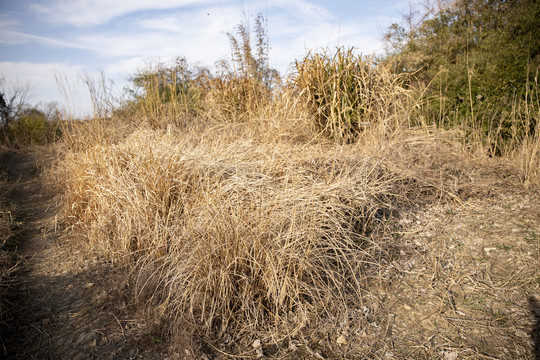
[30,0,217,27]
[269,0,333,22]
[0,15,18,29]
[0,28,90,49]
[74,27,231,64]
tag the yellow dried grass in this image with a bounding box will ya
[58,128,397,336]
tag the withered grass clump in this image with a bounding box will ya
[201,75,271,123]
[58,128,400,340]
[292,47,413,143]
[53,112,538,359]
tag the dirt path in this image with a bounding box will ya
[1,148,65,359]
[0,149,167,360]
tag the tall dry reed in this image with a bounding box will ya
[292,47,413,143]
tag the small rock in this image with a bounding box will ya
[84,282,94,289]
[444,350,458,360]
[336,335,347,345]
[252,339,264,358]
[75,331,98,346]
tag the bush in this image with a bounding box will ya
[9,111,61,146]
[292,47,412,143]
[383,0,540,150]
[128,58,205,128]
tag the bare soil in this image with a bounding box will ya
[385,192,540,359]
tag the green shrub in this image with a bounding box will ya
[383,0,540,151]
[9,112,61,146]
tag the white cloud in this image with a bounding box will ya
[30,0,218,27]
[0,28,91,49]
[57,5,240,67]
[104,57,147,77]
[139,17,186,32]
[0,29,37,46]
[269,0,333,21]
[75,28,231,66]
[0,61,98,115]
[0,61,80,100]
[0,15,18,30]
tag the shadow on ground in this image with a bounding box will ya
[0,149,168,359]
[530,296,540,360]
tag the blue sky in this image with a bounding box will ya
[0,0,412,114]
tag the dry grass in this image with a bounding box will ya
[57,127,397,340]
[0,170,16,352]
[292,47,414,143]
[50,112,535,358]
[201,75,271,124]
[45,46,539,358]
[518,128,540,188]
[0,172,12,249]
[514,87,540,189]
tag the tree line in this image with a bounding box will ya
[384,0,540,142]
[0,79,62,146]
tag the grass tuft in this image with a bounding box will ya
[292,47,413,143]
[58,129,400,339]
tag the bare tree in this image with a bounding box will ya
[0,78,31,132]
[39,101,62,122]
